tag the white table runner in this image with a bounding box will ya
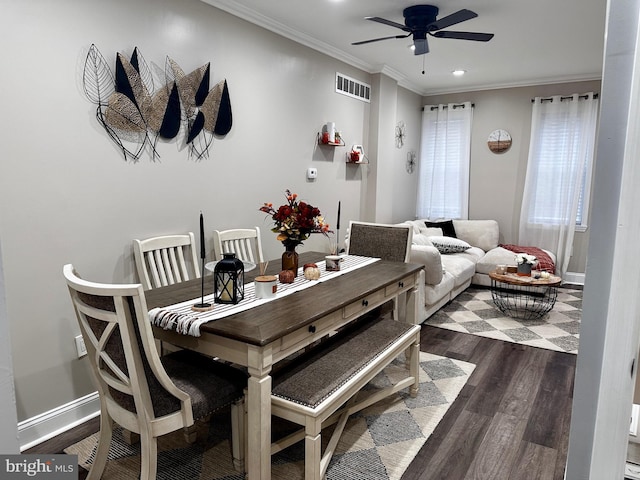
[149,255,379,337]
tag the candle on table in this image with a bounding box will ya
[220,274,232,301]
[199,212,206,260]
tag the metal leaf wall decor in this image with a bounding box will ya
[82,44,232,161]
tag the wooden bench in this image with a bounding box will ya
[270,317,421,480]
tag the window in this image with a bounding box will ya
[519,92,599,277]
[523,93,598,231]
[416,102,472,219]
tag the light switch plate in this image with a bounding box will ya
[307,167,317,179]
[75,335,87,358]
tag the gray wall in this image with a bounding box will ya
[0,0,419,423]
[0,240,19,453]
[423,80,601,273]
[1,0,597,430]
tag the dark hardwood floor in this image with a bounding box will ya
[25,325,575,480]
[402,326,575,480]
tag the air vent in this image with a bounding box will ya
[336,73,371,103]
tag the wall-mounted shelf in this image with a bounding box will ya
[346,153,368,164]
[317,132,345,147]
[346,145,367,164]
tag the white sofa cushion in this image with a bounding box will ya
[475,246,518,275]
[455,246,485,264]
[412,234,434,247]
[400,220,443,238]
[409,244,443,285]
[440,255,476,288]
[424,271,455,305]
[452,219,499,252]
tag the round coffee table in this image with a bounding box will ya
[489,270,562,320]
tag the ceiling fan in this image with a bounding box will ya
[352,5,494,55]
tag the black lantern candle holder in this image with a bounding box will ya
[214,253,245,304]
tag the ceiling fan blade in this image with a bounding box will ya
[352,33,411,46]
[428,9,477,31]
[431,31,494,42]
[365,16,411,32]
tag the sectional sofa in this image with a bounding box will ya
[400,219,556,323]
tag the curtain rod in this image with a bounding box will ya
[531,93,599,103]
[421,103,475,111]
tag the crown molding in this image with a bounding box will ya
[201,0,371,72]
[199,1,600,99]
[422,73,602,96]
[200,0,426,96]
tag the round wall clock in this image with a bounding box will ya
[395,121,406,148]
[487,129,512,153]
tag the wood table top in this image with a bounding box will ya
[489,270,562,287]
[146,251,424,346]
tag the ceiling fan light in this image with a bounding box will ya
[452,69,466,76]
[413,38,429,55]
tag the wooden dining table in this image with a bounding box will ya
[145,251,424,480]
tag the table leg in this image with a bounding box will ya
[246,347,273,480]
[405,270,423,325]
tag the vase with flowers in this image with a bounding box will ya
[515,253,537,276]
[260,190,332,275]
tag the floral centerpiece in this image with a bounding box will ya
[515,253,537,276]
[260,190,331,274]
[515,253,537,265]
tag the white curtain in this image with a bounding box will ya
[519,93,599,278]
[416,102,472,219]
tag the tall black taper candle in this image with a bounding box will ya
[336,201,341,254]
[193,211,213,311]
[200,212,205,259]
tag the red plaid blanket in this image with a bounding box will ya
[499,244,556,274]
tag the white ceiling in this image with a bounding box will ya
[202,0,606,96]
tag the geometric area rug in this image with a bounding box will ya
[65,352,474,480]
[426,286,582,354]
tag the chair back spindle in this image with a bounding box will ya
[133,233,200,290]
[213,227,264,264]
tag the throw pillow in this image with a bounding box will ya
[412,234,434,247]
[425,220,457,238]
[429,236,471,254]
[420,227,443,237]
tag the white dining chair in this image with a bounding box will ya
[212,227,264,264]
[133,233,200,290]
[63,264,246,480]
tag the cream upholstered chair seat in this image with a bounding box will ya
[63,264,246,480]
[133,233,200,290]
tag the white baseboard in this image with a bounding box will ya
[626,462,640,479]
[564,271,585,285]
[18,392,99,451]
[632,404,640,437]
